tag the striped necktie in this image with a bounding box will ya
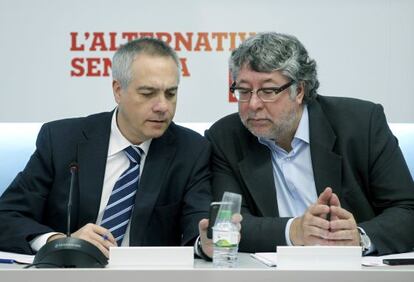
[101,145,143,245]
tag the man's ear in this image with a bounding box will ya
[113,80,122,103]
[296,81,305,104]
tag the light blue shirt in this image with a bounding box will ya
[259,105,317,245]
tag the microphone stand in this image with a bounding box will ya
[33,163,108,268]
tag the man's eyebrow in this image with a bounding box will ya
[237,78,277,85]
[136,86,156,91]
[166,86,178,91]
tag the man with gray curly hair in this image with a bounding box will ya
[206,32,414,255]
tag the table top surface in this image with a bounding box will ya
[1,253,413,271]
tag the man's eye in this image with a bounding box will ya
[261,88,276,95]
[237,89,251,95]
[139,91,155,96]
[166,90,177,98]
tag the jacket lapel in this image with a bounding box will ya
[308,100,342,198]
[129,126,176,245]
[77,113,112,228]
[238,133,279,217]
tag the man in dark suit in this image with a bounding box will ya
[0,38,213,259]
[206,32,414,255]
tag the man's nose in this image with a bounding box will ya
[153,94,169,113]
[247,92,264,111]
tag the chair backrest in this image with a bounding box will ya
[389,123,414,178]
[0,123,42,195]
[0,122,413,196]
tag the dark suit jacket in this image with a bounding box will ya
[206,95,414,255]
[0,111,212,254]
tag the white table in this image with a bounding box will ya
[0,253,413,282]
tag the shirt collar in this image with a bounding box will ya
[108,109,152,157]
[294,104,310,144]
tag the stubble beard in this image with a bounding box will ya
[240,106,300,143]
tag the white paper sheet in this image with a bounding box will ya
[251,251,414,267]
[362,251,414,266]
[250,252,277,267]
[0,251,34,264]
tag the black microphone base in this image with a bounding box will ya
[33,237,108,268]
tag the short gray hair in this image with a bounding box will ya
[112,37,181,89]
[229,32,319,103]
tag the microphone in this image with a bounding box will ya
[33,163,108,268]
[67,162,78,237]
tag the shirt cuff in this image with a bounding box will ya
[285,217,296,246]
[194,236,201,256]
[357,227,376,255]
[194,236,211,261]
[30,232,62,252]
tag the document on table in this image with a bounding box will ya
[251,251,414,267]
[250,253,277,267]
[362,251,414,266]
[0,251,34,264]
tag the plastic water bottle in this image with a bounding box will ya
[212,209,239,267]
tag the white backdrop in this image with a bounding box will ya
[1,0,413,123]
